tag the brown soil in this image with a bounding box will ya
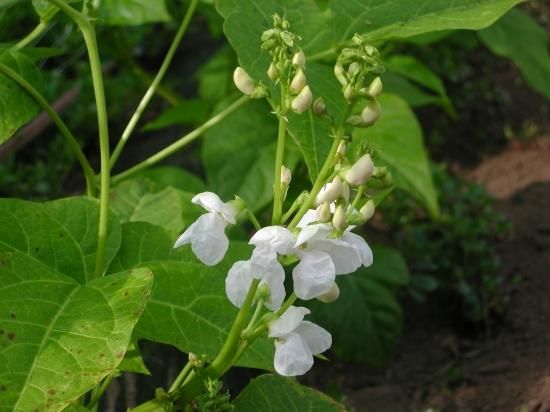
[311,181,550,412]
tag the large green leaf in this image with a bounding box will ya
[0,197,121,283]
[331,0,525,44]
[110,178,201,237]
[233,374,345,411]
[0,256,152,412]
[309,246,409,368]
[478,8,550,100]
[0,49,42,142]
[354,93,440,218]
[108,222,275,370]
[98,0,171,25]
[202,99,300,212]
[135,166,206,194]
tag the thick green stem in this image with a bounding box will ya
[0,62,96,196]
[109,0,198,169]
[168,361,193,393]
[271,86,287,225]
[46,0,111,277]
[13,21,49,50]
[111,96,249,184]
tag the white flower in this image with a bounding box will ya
[225,259,285,310]
[268,306,331,376]
[233,67,255,95]
[292,222,373,299]
[174,192,236,266]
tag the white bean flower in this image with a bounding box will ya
[268,306,331,376]
[174,192,237,266]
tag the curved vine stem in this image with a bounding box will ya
[109,0,198,169]
[0,62,96,196]
[13,21,49,50]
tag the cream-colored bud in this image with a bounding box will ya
[332,204,347,231]
[316,201,331,223]
[334,63,347,86]
[342,181,350,203]
[343,84,354,102]
[233,67,255,95]
[361,100,381,125]
[290,68,307,93]
[267,62,279,81]
[292,50,306,68]
[360,200,375,221]
[315,176,343,206]
[348,62,361,76]
[291,85,313,114]
[337,141,346,157]
[367,77,383,98]
[317,282,340,303]
[345,153,374,186]
[280,165,291,186]
[313,97,326,115]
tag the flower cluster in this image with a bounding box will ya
[174,18,390,378]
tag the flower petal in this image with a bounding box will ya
[292,250,335,300]
[251,243,278,270]
[313,238,362,275]
[295,321,332,355]
[181,213,229,266]
[269,306,310,337]
[342,231,373,267]
[295,223,332,247]
[297,209,318,228]
[225,260,254,308]
[250,226,295,255]
[273,332,314,376]
[192,192,236,224]
[262,261,286,311]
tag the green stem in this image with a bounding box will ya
[46,0,111,277]
[308,47,338,62]
[0,62,96,196]
[350,185,365,211]
[271,86,287,225]
[168,360,193,393]
[276,292,297,316]
[87,373,114,409]
[13,21,49,50]
[246,209,262,231]
[242,298,264,336]
[109,0,198,169]
[111,95,249,185]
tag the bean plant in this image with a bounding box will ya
[0,0,526,410]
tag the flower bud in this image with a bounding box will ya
[367,76,383,98]
[332,204,347,231]
[233,67,255,95]
[291,85,313,113]
[280,165,291,186]
[315,176,343,206]
[345,153,374,186]
[317,282,340,303]
[316,201,331,223]
[290,68,306,93]
[337,141,346,157]
[342,182,350,203]
[343,84,354,102]
[361,100,381,125]
[345,115,364,127]
[360,200,375,221]
[313,97,326,115]
[348,62,360,76]
[292,50,306,68]
[257,282,272,301]
[334,63,347,86]
[267,62,279,81]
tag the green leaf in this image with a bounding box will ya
[331,0,525,43]
[134,166,206,194]
[110,178,201,236]
[107,222,275,370]
[478,8,550,100]
[0,197,121,284]
[141,100,211,131]
[353,94,440,218]
[98,0,171,25]
[309,246,409,368]
[118,341,151,375]
[202,99,300,212]
[0,49,42,142]
[197,46,237,102]
[233,374,345,411]
[384,55,455,115]
[382,72,444,108]
[0,252,153,411]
